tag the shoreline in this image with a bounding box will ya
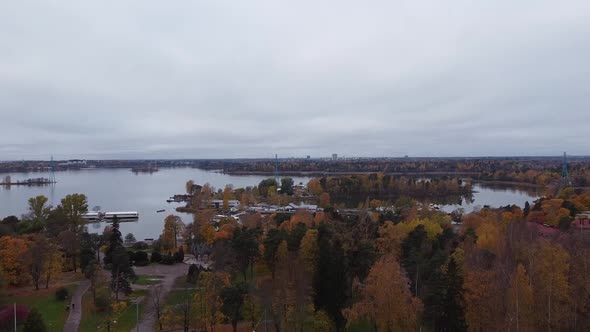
[220,170,482,177]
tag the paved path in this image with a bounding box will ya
[64,280,91,332]
[130,263,187,332]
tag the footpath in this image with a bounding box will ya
[63,280,90,332]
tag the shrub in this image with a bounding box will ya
[55,287,69,301]
[160,254,175,265]
[133,251,149,266]
[132,241,149,250]
[23,308,46,332]
[150,251,162,263]
[187,264,200,284]
[95,291,111,312]
[174,247,185,263]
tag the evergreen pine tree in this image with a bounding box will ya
[106,217,134,300]
[23,308,46,332]
[440,257,467,332]
[104,216,123,265]
[313,224,348,329]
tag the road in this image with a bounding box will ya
[130,263,188,332]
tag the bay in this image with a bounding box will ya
[0,168,540,240]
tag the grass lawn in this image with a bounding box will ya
[133,275,164,286]
[165,276,197,306]
[79,288,148,332]
[346,318,376,332]
[2,284,78,331]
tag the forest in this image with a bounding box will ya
[1,181,589,331]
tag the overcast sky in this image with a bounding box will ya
[1,1,589,160]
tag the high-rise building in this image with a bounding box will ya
[332,153,338,160]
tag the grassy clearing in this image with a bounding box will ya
[133,275,164,286]
[171,275,195,289]
[346,318,376,332]
[166,276,197,305]
[2,284,78,331]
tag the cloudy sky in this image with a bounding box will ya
[1,1,589,160]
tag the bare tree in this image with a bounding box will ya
[151,284,164,330]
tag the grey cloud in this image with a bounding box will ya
[1,1,589,160]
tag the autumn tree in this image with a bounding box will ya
[186,180,195,194]
[222,185,235,211]
[506,263,534,331]
[307,178,324,196]
[300,229,319,277]
[375,221,404,257]
[40,241,62,289]
[27,234,50,290]
[319,192,331,209]
[162,215,184,250]
[344,255,423,331]
[193,271,229,330]
[0,236,30,286]
[532,240,571,330]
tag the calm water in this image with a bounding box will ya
[441,182,542,213]
[0,168,310,240]
[0,169,540,240]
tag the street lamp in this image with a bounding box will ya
[130,297,140,332]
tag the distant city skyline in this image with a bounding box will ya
[1,1,589,160]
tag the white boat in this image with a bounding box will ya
[104,211,139,219]
[81,212,103,221]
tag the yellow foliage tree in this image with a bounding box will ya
[307,179,323,196]
[532,240,571,330]
[222,185,234,211]
[162,215,185,249]
[319,192,331,208]
[375,221,405,258]
[475,222,500,254]
[0,236,30,286]
[193,271,229,330]
[300,230,319,276]
[343,255,423,331]
[506,264,535,331]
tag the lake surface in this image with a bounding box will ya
[0,168,540,240]
[0,168,310,240]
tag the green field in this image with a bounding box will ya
[1,284,78,332]
[133,275,164,286]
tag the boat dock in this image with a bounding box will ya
[82,211,139,222]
